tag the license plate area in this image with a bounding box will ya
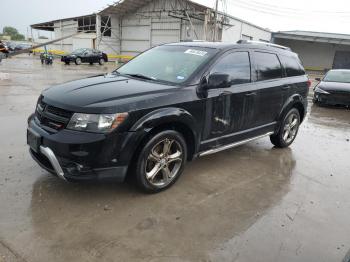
[27,128,41,153]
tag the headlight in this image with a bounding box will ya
[314,87,330,94]
[67,113,128,133]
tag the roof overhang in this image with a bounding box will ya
[99,0,207,16]
[31,14,95,31]
[273,32,350,46]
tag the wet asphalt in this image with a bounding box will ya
[0,56,349,262]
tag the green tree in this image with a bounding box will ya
[2,26,25,41]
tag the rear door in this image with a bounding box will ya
[81,49,93,63]
[279,54,307,103]
[251,51,285,127]
[202,51,258,147]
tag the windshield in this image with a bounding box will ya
[72,48,87,55]
[323,70,350,83]
[116,45,217,84]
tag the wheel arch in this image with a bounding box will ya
[130,107,199,162]
[279,94,307,123]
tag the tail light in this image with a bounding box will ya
[307,79,312,88]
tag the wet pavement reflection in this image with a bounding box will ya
[0,56,349,262]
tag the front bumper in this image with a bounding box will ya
[27,115,129,182]
[314,92,350,106]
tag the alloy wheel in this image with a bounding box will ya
[145,138,183,188]
[282,113,299,144]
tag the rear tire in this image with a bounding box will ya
[134,130,187,193]
[99,58,105,65]
[65,61,70,65]
[270,108,300,148]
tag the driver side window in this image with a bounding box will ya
[210,52,251,85]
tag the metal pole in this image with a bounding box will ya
[213,0,219,41]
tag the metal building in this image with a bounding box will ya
[273,31,350,71]
[30,0,271,58]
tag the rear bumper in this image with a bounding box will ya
[61,57,74,63]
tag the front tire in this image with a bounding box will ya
[270,108,300,148]
[135,130,187,193]
[75,57,82,65]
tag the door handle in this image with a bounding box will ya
[245,92,257,97]
[282,85,291,90]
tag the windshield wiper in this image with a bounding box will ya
[125,73,155,81]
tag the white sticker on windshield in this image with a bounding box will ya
[184,49,207,56]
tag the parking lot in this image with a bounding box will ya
[0,56,350,262]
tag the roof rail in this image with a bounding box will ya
[237,40,291,50]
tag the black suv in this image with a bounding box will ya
[27,41,309,193]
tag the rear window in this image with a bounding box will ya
[280,55,305,77]
[254,52,283,81]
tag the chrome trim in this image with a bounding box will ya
[201,122,277,145]
[39,146,66,181]
[199,132,274,157]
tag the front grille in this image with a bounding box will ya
[36,96,73,131]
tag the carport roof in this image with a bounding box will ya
[31,14,95,31]
[273,30,350,45]
[99,0,208,15]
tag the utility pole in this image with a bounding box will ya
[213,0,219,41]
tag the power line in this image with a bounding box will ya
[230,0,350,19]
[245,0,350,15]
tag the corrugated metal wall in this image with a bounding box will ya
[95,0,271,57]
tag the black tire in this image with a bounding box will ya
[65,61,70,65]
[135,130,187,193]
[270,108,300,148]
[313,97,322,106]
[75,57,82,65]
[98,58,105,65]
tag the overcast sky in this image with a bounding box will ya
[1,0,350,38]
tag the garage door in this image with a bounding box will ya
[151,21,180,46]
[121,19,151,57]
[333,51,350,69]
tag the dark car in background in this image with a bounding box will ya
[314,69,350,107]
[27,41,309,193]
[0,41,9,54]
[14,43,33,53]
[61,48,108,65]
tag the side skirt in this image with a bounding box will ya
[199,132,274,157]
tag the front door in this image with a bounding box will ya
[201,51,258,149]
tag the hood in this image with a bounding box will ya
[42,74,181,113]
[318,81,350,93]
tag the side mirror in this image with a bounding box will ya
[206,73,231,90]
[315,77,321,81]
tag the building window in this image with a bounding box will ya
[101,16,111,37]
[77,16,96,32]
[241,34,253,40]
